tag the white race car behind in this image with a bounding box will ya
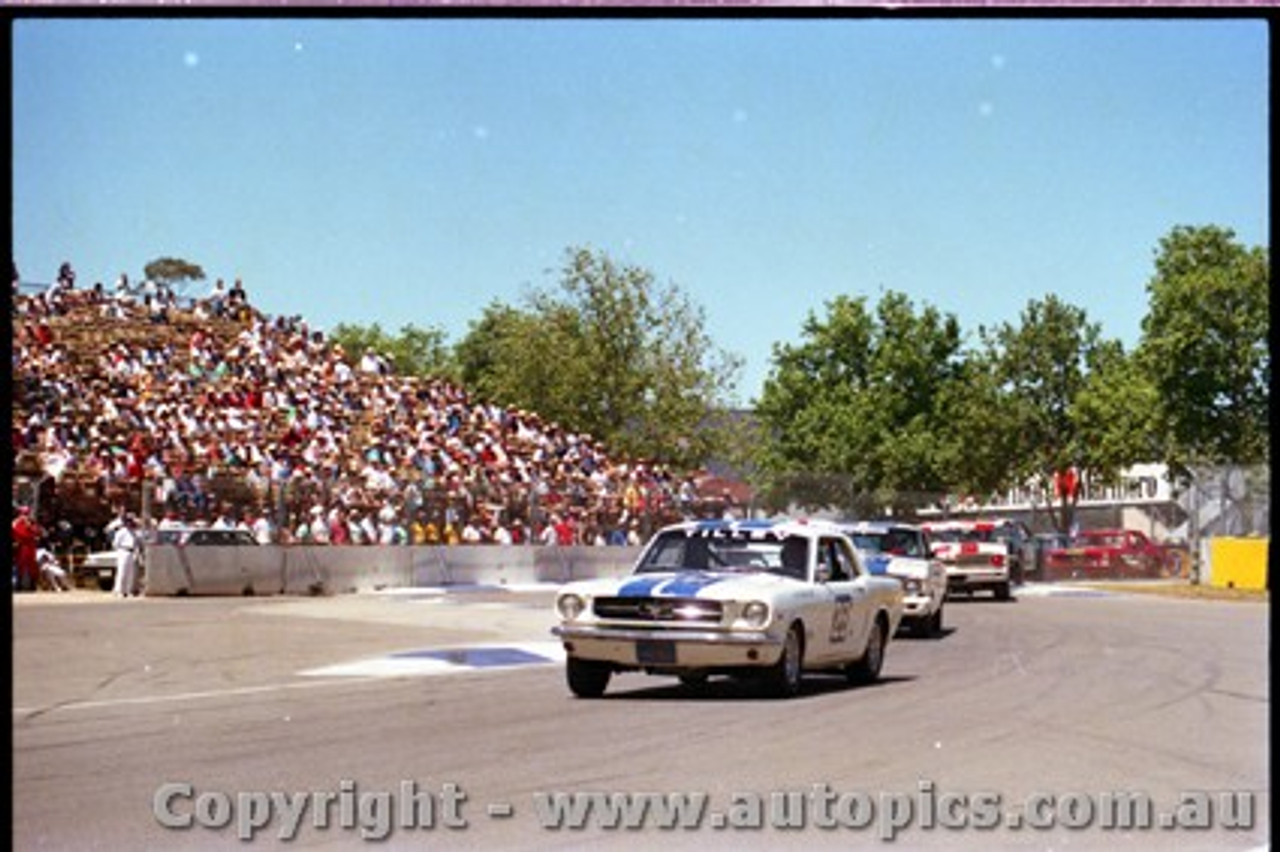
[843,521,948,637]
[921,519,1014,601]
[551,518,905,698]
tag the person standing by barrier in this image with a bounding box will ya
[12,506,41,592]
[111,515,140,597]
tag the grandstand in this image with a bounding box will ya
[11,271,733,556]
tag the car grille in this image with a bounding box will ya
[592,597,724,624]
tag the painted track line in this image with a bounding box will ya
[299,641,566,679]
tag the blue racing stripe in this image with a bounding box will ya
[694,519,732,533]
[658,573,733,597]
[864,555,892,576]
[617,575,672,597]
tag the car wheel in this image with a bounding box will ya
[928,603,944,637]
[765,623,804,698]
[566,657,611,699]
[994,582,1012,602]
[847,616,886,685]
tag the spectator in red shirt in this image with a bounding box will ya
[12,506,41,592]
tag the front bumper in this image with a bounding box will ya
[901,593,936,617]
[552,624,784,670]
[946,569,1009,588]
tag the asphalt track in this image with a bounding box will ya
[12,583,1269,851]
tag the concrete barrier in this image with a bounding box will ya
[534,547,638,583]
[430,545,528,586]
[1207,537,1269,591]
[289,546,413,594]
[144,545,645,597]
[144,545,284,596]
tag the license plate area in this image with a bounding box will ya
[636,639,676,665]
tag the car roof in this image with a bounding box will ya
[657,518,848,540]
[842,521,922,534]
[920,519,1011,531]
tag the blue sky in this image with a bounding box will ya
[13,18,1268,405]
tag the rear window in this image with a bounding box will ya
[170,529,260,546]
[928,527,998,544]
[850,529,926,558]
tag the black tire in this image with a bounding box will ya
[566,657,611,698]
[994,582,1012,601]
[928,603,944,637]
[847,616,886,685]
[764,623,805,698]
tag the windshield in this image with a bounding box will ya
[929,527,998,544]
[637,530,809,580]
[849,529,927,558]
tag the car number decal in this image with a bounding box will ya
[830,594,854,644]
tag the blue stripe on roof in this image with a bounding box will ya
[694,519,733,532]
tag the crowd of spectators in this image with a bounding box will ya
[12,261,741,554]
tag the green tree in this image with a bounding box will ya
[143,257,205,294]
[1137,225,1269,477]
[455,301,528,399]
[1070,340,1161,477]
[455,247,742,469]
[753,291,967,516]
[982,295,1124,533]
[931,349,1022,502]
[329,322,456,379]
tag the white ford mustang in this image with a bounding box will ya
[843,521,948,637]
[551,518,904,698]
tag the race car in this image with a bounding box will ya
[843,521,948,636]
[551,518,904,698]
[920,519,1013,601]
[1043,528,1174,580]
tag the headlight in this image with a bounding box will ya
[741,600,770,628]
[557,594,586,621]
[902,578,922,594]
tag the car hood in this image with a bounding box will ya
[560,571,799,601]
[860,553,931,580]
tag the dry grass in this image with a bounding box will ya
[1080,581,1268,603]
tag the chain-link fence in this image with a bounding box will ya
[1174,465,1270,583]
[1177,465,1270,538]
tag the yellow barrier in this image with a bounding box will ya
[1208,538,1269,590]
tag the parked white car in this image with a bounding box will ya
[78,526,258,591]
[551,518,904,698]
[843,521,948,636]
